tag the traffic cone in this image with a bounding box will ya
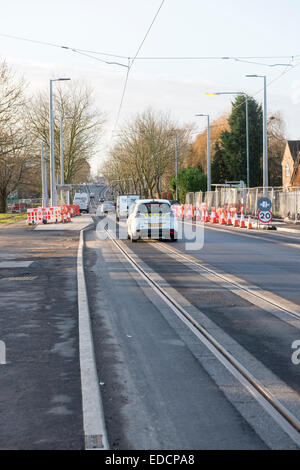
[234,213,239,227]
[247,216,253,230]
[211,208,217,223]
[227,211,233,226]
[205,209,210,222]
[240,211,246,228]
[219,212,225,225]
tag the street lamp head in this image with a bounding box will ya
[58,78,71,81]
[206,91,246,96]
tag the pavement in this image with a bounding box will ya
[0,221,84,449]
[273,222,300,234]
[34,214,93,231]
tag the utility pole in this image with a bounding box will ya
[49,78,71,206]
[60,115,72,203]
[246,75,268,193]
[175,134,179,200]
[196,114,211,191]
[41,142,48,208]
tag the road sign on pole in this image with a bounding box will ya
[258,210,273,224]
[257,197,272,211]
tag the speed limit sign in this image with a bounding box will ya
[258,210,273,224]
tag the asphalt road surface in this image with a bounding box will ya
[84,217,300,450]
[1,211,300,450]
[0,221,84,450]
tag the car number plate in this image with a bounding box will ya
[149,223,162,228]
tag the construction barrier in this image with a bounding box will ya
[174,204,257,230]
[26,204,79,225]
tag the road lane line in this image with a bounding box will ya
[152,242,300,324]
[182,220,300,248]
[0,261,33,268]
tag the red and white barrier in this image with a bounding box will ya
[26,204,79,225]
[173,204,257,230]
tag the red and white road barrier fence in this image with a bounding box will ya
[174,204,256,230]
[26,204,79,225]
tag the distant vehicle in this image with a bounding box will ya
[73,192,90,213]
[116,195,140,221]
[170,200,181,206]
[90,192,95,198]
[126,199,178,243]
[96,177,106,185]
[99,201,116,216]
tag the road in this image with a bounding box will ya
[0,197,299,450]
[0,221,84,449]
[84,215,300,450]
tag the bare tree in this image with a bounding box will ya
[26,82,106,185]
[104,109,192,198]
[0,61,31,212]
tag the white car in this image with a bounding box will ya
[73,192,90,213]
[99,201,116,216]
[126,199,178,242]
[116,195,140,221]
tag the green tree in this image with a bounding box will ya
[212,95,263,187]
[169,167,207,203]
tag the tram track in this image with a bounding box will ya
[152,241,300,322]
[105,229,300,447]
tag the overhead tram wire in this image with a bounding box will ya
[204,58,300,131]
[2,30,300,135]
[2,32,300,63]
[111,0,166,136]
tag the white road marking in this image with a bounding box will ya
[0,261,33,268]
[182,220,300,248]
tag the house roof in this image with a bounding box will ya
[287,140,300,162]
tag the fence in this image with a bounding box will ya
[7,198,43,213]
[186,187,300,221]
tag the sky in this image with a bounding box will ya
[1,0,300,174]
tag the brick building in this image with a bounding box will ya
[281,140,300,188]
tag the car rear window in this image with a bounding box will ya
[138,202,172,214]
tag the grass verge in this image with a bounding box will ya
[0,213,27,224]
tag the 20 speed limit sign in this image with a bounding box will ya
[258,210,273,224]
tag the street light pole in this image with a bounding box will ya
[49,80,55,206]
[246,75,268,193]
[245,95,250,188]
[41,141,48,208]
[49,78,71,206]
[263,75,268,192]
[196,114,211,191]
[206,92,250,187]
[60,115,72,203]
[175,134,179,200]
